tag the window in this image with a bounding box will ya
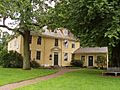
[64,40,68,48]
[36,51,41,60]
[72,42,75,48]
[29,35,32,44]
[55,39,58,46]
[81,56,85,61]
[64,53,68,61]
[37,36,42,45]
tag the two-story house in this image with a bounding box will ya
[8,29,80,66]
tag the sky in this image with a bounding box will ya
[0,18,13,34]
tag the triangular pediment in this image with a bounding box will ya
[51,47,61,52]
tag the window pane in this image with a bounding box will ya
[37,36,42,45]
[72,43,75,48]
[36,51,41,60]
[81,56,85,61]
[64,53,68,61]
[55,39,58,46]
[64,40,68,48]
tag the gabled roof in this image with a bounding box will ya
[31,28,78,41]
[74,47,108,54]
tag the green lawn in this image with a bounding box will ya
[16,69,120,90]
[0,68,57,86]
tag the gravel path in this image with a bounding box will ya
[0,68,80,90]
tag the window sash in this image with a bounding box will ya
[55,39,58,46]
[64,40,68,48]
[36,51,41,60]
[37,36,42,45]
[64,53,68,61]
[72,43,75,48]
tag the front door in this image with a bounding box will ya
[54,52,58,65]
[88,56,93,66]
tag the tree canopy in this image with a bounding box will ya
[0,0,56,69]
[0,0,50,33]
[48,0,120,47]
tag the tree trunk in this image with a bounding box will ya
[111,43,120,67]
[23,30,31,70]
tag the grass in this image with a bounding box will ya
[0,68,57,86]
[16,69,120,90]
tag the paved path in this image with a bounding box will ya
[0,68,80,90]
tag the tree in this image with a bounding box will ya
[0,0,55,69]
[47,0,120,67]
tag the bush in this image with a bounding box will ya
[30,60,40,68]
[71,60,83,67]
[0,51,23,68]
[95,56,107,69]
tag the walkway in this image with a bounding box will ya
[0,68,80,90]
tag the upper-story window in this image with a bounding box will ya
[64,40,68,48]
[72,42,75,48]
[29,35,32,44]
[55,39,58,46]
[37,36,42,45]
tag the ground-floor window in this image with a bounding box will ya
[81,56,85,61]
[64,53,68,61]
[36,51,41,60]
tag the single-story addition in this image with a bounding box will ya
[73,47,108,68]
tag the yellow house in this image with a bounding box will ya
[73,47,108,68]
[8,29,80,66]
[8,28,108,68]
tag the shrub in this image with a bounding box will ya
[30,60,40,68]
[95,56,107,69]
[0,51,23,68]
[71,60,83,67]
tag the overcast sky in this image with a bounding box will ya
[0,0,56,34]
[0,18,14,34]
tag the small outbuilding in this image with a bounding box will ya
[73,47,108,68]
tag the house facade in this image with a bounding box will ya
[8,28,108,68]
[8,29,80,66]
[73,47,108,68]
